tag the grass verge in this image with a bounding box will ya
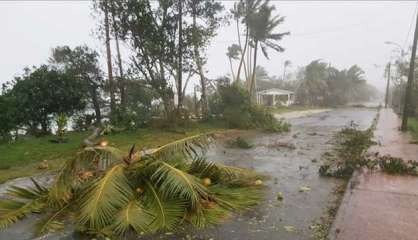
[407,117,418,142]
[0,122,224,183]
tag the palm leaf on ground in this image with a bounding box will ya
[151,161,208,209]
[34,204,69,236]
[0,178,49,229]
[189,157,254,181]
[77,164,134,230]
[79,145,124,170]
[143,181,186,232]
[148,132,215,160]
[209,185,263,210]
[112,200,154,236]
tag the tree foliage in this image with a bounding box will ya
[2,66,86,135]
[296,60,377,106]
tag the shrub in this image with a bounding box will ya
[227,137,254,149]
[212,83,290,132]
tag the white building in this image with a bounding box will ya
[256,88,295,107]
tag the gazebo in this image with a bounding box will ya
[256,88,294,107]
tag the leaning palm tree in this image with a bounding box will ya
[0,132,263,238]
[246,1,290,101]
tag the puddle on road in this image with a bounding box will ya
[0,108,377,240]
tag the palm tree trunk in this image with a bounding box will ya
[237,29,249,83]
[250,40,258,103]
[103,0,116,119]
[236,22,248,82]
[229,57,236,81]
[247,44,253,90]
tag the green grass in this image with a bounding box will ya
[407,117,418,141]
[0,122,224,183]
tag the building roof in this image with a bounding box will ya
[257,88,294,96]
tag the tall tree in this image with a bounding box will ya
[110,4,127,112]
[246,1,289,101]
[187,0,224,119]
[50,46,104,125]
[109,1,178,120]
[102,0,116,120]
[233,0,264,82]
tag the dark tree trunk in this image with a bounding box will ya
[111,10,126,112]
[250,40,258,102]
[103,0,116,120]
[90,86,102,125]
[191,9,208,119]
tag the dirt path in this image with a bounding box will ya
[330,108,418,240]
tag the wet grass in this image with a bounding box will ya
[0,123,224,183]
[407,117,418,142]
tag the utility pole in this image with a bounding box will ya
[401,12,418,131]
[385,62,391,108]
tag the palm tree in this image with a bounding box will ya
[246,1,290,101]
[0,132,263,238]
[283,60,292,81]
[234,0,264,83]
[227,44,241,82]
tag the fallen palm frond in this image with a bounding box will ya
[148,132,215,160]
[0,132,264,238]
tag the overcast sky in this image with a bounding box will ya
[1,1,417,92]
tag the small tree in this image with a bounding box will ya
[8,66,86,135]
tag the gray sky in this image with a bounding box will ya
[1,1,417,92]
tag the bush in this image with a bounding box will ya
[211,83,290,132]
[223,107,252,128]
[227,137,253,149]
